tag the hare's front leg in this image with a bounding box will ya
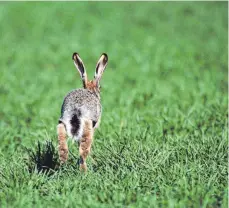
[57,123,68,164]
[79,120,93,171]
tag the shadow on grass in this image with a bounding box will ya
[25,141,60,175]
[25,139,137,175]
[25,140,81,175]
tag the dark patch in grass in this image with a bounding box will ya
[25,117,32,124]
[125,77,137,86]
[0,86,8,95]
[13,136,22,150]
[183,8,194,15]
[25,141,60,175]
[132,92,154,108]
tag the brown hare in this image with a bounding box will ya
[57,52,108,171]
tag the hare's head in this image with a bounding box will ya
[72,52,108,96]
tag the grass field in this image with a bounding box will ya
[0,2,228,207]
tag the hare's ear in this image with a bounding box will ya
[72,52,87,88]
[94,53,108,85]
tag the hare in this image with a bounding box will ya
[57,52,108,171]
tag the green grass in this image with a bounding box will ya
[0,2,228,207]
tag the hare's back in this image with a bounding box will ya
[60,89,101,122]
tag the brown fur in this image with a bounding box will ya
[85,80,100,95]
[79,120,93,171]
[57,123,68,163]
[78,80,100,171]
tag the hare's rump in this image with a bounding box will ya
[59,89,101,141]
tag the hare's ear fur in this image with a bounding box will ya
[72,53,87,87]
[94,53,108,85]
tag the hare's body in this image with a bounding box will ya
[59,89,101,141]
[57,52,108,171]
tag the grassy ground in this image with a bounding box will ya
[0,2,228,207]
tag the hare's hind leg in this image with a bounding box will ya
[79,120,93,171]
[57,123,68,164]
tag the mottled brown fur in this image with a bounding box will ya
[57,123,68,163]
[85,80,100,96]
[79,120,93,171]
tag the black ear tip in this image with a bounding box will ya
[102,53,108,61]
[72,52,79,60]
